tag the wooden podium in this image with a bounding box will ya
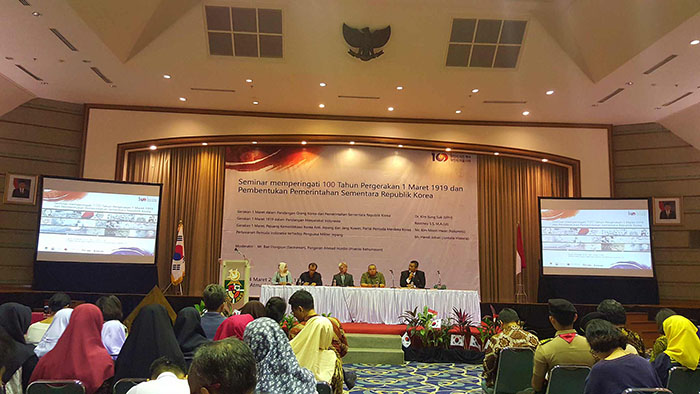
[219,259,251,310]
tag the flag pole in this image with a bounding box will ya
[515,222,528,303]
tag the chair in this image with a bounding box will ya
[27,380,85,394]
[113,378,147,394]
[622,389,673,394]
[316,381,332,394]
[545,365,591,394]
[493,347,535,394]
[667,366,700,394]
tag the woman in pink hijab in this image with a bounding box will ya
[214,314,254,340]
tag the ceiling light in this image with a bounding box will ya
[110,84,117,88]
[541,158,549,163]
[252,101,259,105]
[691,39,700,45]
[349,141,355,145]
[319,82,327,87]
[522,111,530,116]
[149,145,157,150]
[252,141,258,144]
[546,90,555,95]
[32,11,41,16]
[398,144,404,148]
[202,142,208,146]
[245,78,253,83]
[179,97,186,102]
[445,148,452,152]
[396,86,403,90]
[163,74,171,79]
[301,141,307,145]
[494,152,500,156]
[318,104,325,108]
[471,88,479,93]
[387,107,394,111]
[455,110,462,114]
[625,81,634,86]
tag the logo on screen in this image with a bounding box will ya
[432,153,449,162]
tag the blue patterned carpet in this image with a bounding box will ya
[345,363,483,393]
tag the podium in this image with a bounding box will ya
[220,260,251,310]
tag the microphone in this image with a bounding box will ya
[389,269,396,288]
[436,270,443,288]
[233,247,248,261]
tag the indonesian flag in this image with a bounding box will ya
[171,222,185,285]
[516,223,526,275]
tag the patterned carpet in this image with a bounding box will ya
[345,362,483,393]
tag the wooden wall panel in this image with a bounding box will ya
[0,98,83,287]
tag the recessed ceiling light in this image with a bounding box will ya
[541,158,549,163]
[245,78,253,83]
[82,59,91,63]
[625,81,634,86]
[179,97,187,102]
[387,107,394,111]
[471,88,479,93]
[494,152,500,156]
[396,86,403,90]
[252,101,259,105]
[445,148,452,152]
[349,141,355,145]
[398,144,404,148]
[546,90,555,95]
[163,74,171,79]
[318,104,325,108]
[110,84,117,88]
[202,142,208,146]
[149,145,157,150]
[32,11,41,16]
[655,107,662,110]
[522,111,530,116]
[319,82,326,87]
[301,141,307,145]
[691,39,700,45]
[252,141,258,144]
[455,110,462,114]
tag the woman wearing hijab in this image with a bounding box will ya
[240,301,266,319]
[0,303,38,392]
[652,315,700,384]
[96,295,127,360]
[214,313,254,341]
[290,316,343,394]
[243,317,316,393]
[271,262,293,285]
[34,307,72,358]
[29,304,114,394]
[173,307,209,368]
[114,304,185,382]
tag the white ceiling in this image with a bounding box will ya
[1,0,700,129]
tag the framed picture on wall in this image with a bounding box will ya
[653,197,682,225]
[3,174,38,205]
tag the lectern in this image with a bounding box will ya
[219,259,251,310]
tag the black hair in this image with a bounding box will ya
[585,319,627,353]
[190,338,256,394]
[149,356,185,379]
[265,297,287,323]
[288,290,314,311]
[48,293,71,313]
[655,308,676,334]
[409,260,419,268]
[203,284,226,311]
[597,299,626,325]
[550,309,576,327]
[96,295,123,321]
[308,262,318,269]
[498,308,519,324]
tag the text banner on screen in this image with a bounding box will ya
[221,145,479,296]
[540,198,653,278]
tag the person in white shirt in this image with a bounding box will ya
[126,357,189,394]
[25,293,71,345]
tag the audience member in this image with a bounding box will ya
[287,290,349,357]
[583,319,661,394]
[400,260,426,288]
[173,307,210,368]
[214,314,254,341]
[290,316,343,394]
[651,315,700,384]
[298,262,323,286]
[597,299,645,355]
[650,308,676,361]
[34,307,73,358]
[265,296,287,323]
[332,262,354,287]
[0,303,38,392]
[360,264,385,288]
[243,317,316,393]
[240,301,266,319]
[114,304,186,382]
[25,292,71,345]
[200,284,227,340]
[579,311,637,355]
[29,304,114,394]
[126,357,189,394]
[272,262,293,285]
[187,338,257,394]
[530,299,595,393]
[481,308,539,393]
[96,295,127,360]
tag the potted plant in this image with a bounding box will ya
[475,314,502,351]
[450,307,474,349]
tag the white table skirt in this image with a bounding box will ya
[259,285,481,325]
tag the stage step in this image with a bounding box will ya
[627,312,651,322]
[344,333,404,365]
